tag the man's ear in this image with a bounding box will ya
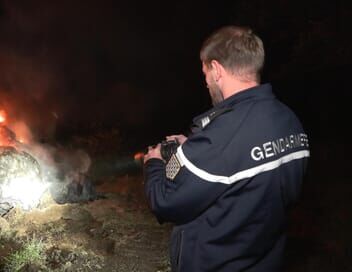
[210,60,224,82]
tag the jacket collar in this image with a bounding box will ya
[214,83,275,110]
[191,83,275,132]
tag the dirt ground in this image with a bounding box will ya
[0,174,172,272]
[1,172,351,271]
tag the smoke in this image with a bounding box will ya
[8,120,34,143]
[23,139,95,204]
[4,119,94,203]
[0,0,154,139]
[0,49,61,140]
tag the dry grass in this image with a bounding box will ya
[0,178,172,272]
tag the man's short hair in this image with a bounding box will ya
[200,26,265,83]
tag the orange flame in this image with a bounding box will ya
[0,110,6,124]
[134,152,145,161]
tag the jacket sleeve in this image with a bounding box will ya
[144,127,237,225]
[144,158,229,224]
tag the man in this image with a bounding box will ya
[143,26,309,272]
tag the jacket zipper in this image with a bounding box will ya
[176,230,184,272]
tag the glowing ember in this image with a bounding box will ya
[134,152,145,161]
[0,110,6,124]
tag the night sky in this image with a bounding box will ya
[0,0,351,157]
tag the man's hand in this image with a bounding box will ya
[166,134,188,144]
[143,143,162,163]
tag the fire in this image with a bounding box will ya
[0,109,48,210]
[0,109,6,124]
[0,110,32,145]
[0,109,16,146]
[134,152,145,161]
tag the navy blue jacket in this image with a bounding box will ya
[145,84,309,272]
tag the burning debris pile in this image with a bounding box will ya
[0,109,98,216]
[0,146,46,215]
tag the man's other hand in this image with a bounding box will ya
[166,134,188,144]
[144,143,162,163]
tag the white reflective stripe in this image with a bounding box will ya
[175,152,185,167]
[177,146,229,183]
[177,146,310,185]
